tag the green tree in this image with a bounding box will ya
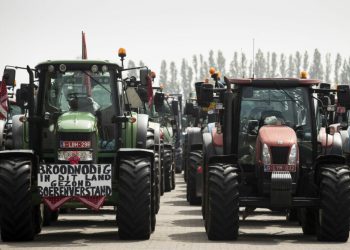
[199,54,206,81]
[192,55,198,81]
[159,60,168,85]
[334,53,342,84]
[229,52,239,77]
[325,53,332,83]
[287,54,295,77]
[217,50,226,75]
[294,51,302,77]
[310,49,324,80]
[241,52,247,78]
[340,59,349,84]
[209,50,216,68]
[266,52,270,77]
[255,49,266,78]
[280,53,286,77]
[127,60,137,78]
[303,51,309,72]
[271,52,278,77]
[181,59,188,95]
[169,61,179,93]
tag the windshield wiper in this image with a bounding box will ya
[272,83,303,109]
[82,71,111,94]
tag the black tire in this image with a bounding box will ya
[206,164,239,240]
[286,208,298,222]
[43,205,52,226]
[174,148,183,173]
[299,208,317,235]
[118,156,152,240]
[163,149,172,192]
[0,158,37,241]
[171,163,176,190]
[160,146,165,196]
[146,129,157,231]
[317,165,350,242]
[154,152,160,214]
[187,150,202,205]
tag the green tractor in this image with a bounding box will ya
[153,91,182,192]
[0,58,157,241]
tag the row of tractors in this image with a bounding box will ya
[0,49,183,241]
[182,69,350,242]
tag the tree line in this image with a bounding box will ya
[127,49,350,98]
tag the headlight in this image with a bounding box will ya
[58,151,93,161]
[262,143,271,165]
[288,144,297,165]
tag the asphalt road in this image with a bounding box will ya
[0,174,349,250]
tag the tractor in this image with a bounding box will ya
[201,76,350,242]
[0,57,157,241]
[184,69,224,205]
[153,91,182,191]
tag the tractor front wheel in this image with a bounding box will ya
[317,165,350,242]
[117,156,152,240]
[206,163,239,240]
[0,158,38,241]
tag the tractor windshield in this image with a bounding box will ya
[48,70,112,113]
[238,86,312,166]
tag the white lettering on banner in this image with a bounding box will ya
[38,164,112,196]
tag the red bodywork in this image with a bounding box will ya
[211,127,223,147]
[256,125,298,168]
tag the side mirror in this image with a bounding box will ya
[154,92,164,112]
[195,82,203,104]
[2,68,16,87]
[140,68,150,86]
[199,84,214,106]
[137,86,149,103]
[172,100,179,116]
[16,84,31,109]
[184,102,194,115]
[337,85,350,109]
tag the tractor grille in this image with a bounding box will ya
[58,132,92,141]
[270,146,290,164]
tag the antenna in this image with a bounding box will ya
[252,38,255,78]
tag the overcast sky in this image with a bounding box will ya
[1,0,349,82]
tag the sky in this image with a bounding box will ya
[0,0,349,83]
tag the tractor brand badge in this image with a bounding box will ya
[276,140,284,145]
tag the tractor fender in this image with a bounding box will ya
[341,128,350,154]
[11,115,24,149]
[0,149,38,176]
[314,154,347,183]
[136,114,149,149]
[118,148,154,162]
[203,132,215,161]
[0,120,5,149]
[149,122,160,147]
[187,127,202,151]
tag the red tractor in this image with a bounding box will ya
[201,77,350,242]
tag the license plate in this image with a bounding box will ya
[60,141,91,148]
[264,164,296,172]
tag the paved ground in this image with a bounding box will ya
[0,174,349,249]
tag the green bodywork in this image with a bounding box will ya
[57,112,97,133]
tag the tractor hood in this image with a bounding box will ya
[57,112,97,133]
[258,125,297,147]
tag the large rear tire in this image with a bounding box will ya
[187,150,202,205]
[163,149,172,192]
[118,156,152,240]
[206,164,239,240]
[317,165,350,242]
[0,158,38,241]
